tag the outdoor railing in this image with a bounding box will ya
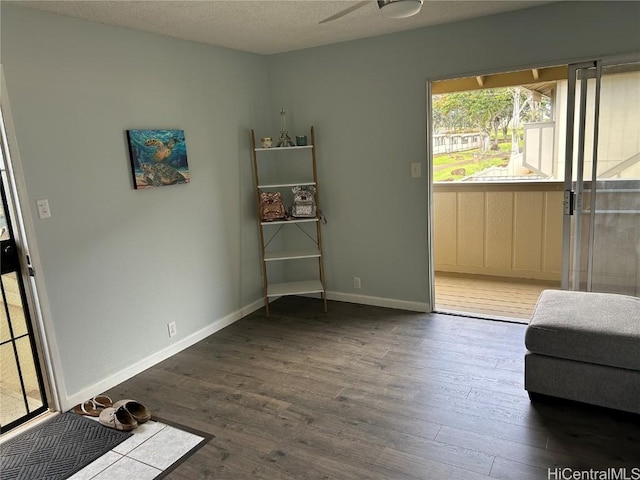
[433,181,564,281]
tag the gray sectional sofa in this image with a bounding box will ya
[524,289,640,414]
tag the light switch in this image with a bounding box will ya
[36,199,51,219]
[411,162,421,178]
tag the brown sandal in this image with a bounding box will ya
[72,400,101,417]
[93,394,113,409]
[71,394,113,417]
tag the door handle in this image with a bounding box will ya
[26,254,35,277]
[1,238,20,274]
[563,190,575,215]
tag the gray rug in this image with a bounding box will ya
[0,411,132,480]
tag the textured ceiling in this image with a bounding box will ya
[11,0,555,55]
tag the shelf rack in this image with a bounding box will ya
[250,126,327,317]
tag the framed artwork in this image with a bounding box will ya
[126,129,190,189]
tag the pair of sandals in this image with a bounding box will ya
[72,394,151,431]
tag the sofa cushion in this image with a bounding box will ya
[525,290,640,371]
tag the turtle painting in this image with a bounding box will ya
[127,129,190,189]
[140,162,187,186]
[144,138,179,162]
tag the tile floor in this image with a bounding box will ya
[69,419,205,480]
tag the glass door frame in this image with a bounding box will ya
[1,171,49,432]
[561,53,640,292]
[1,68,59,434]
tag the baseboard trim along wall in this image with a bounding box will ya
[327,291,430,313]
[64,297,266,411]
[64,291,429,410]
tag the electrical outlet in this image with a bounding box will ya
[168,321,177,337]
[36,199,52,219]
[354,277,361,289]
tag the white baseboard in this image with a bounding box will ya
[326,291,430,313]
[63,298,265,411]
[63,292,429,410]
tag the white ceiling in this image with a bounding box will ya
[10,0,555,55]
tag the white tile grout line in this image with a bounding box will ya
[119,422,205,477]
[78,451,126,480]
[72,420,204,480]
[112,421,169,456]
[97,455,162,480]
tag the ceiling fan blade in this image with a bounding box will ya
[319,1,370,24]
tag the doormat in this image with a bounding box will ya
[0,412,132,480]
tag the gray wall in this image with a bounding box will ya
[267,1,640,306]
[1,5,270,403]
[1,1,639,408]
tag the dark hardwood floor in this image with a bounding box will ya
[105,297,640,479]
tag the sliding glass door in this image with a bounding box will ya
[562,56,640,296]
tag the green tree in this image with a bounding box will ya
[433,86,553,155]
[433,89,514,149]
